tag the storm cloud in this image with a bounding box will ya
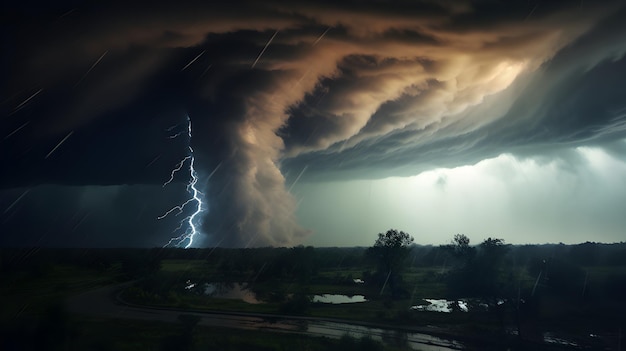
[2,0,626,247]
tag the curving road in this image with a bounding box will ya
[67,283,466,351]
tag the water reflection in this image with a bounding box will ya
[312,294,367,304]
[410,299,469,312]
[543,332,579,347]
[303,320,464,350]
[187,282,370,306]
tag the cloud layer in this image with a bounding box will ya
[2,0,626,246]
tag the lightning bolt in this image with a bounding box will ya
[159,116,203,248]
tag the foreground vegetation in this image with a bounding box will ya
[1,238,625,350]
[121,238,626,349]
[2,314,390,351]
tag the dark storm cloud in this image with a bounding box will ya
[2,0,626,247]
[0,184,200,247]
[281,2,626,179]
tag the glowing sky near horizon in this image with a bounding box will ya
[296,145,626,246]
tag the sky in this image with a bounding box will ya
[2,0,626,248]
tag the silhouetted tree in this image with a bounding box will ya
[475,238,509,298]
[442,236,509,298]
[289,245,317,283]
[441,234,475,268]
[443,236,514,334]
[367,229,414,298]
[441,235,474,298]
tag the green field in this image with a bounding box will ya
[1,245,625,350]
[124,261,452,321]
[160,259,211,274]
[1,263,119,321]
[3,314,389,351]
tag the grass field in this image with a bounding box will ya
[0,263,119,321]
[160,259,211,274]
[2,248,624,350]
[3,315,390,351]
[121,256,626,347]
[0,258,393,351]
[121,262,494,329]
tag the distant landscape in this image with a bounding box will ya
[4,1,626,350]
[2,235,625,350]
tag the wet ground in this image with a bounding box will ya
[68,283,465,350]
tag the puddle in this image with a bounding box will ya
[304,320,465,350]
[187,283,369,305]
[543,332,579,347]
[410,298,510,313]
[312,294,367,304]
[410,299,468,313]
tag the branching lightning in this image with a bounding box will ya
[162,156,192,187]
[159,116,203,248]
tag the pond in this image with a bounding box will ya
[179,282,584,348]
[312,294,367,304]
[410,299,469,312]
[186,281,369,305]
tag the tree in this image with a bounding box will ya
[441,234,475,266]
[367,229,414,297]
[442,235,509,298]
[440,234,475,297]
[442,235,513,335]
[475,237,508,298]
